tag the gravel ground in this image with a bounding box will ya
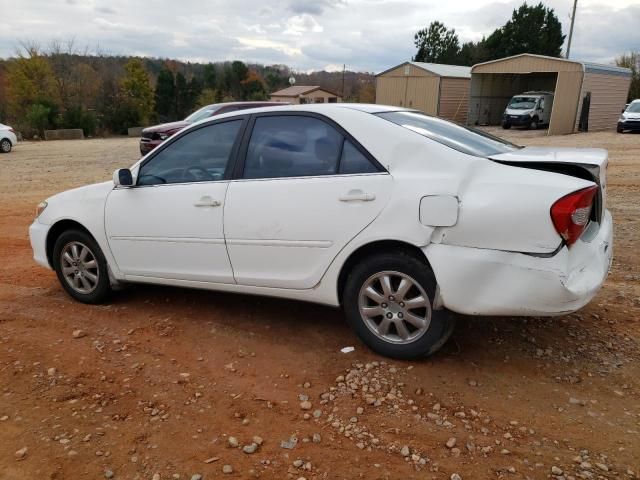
[0,131,639,480]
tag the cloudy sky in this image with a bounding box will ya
[1,0,638,72]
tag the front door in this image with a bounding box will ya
[105,119,244,283]
[224,114,392,289]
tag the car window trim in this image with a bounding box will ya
[232,111,386,180]
[135,115,250,187]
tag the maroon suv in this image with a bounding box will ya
[139,101,286,155]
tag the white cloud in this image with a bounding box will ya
[0,0,637,71]
[283,14,324,36]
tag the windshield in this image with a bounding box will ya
[508,96,538,110]
[626,102,640,113]
[184,105,217,123]
[377,111,520,157]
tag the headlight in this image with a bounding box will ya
[35,201,48,219]
[619,116,626,122]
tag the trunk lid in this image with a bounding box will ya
[489,146,608,222]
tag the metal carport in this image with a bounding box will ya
[469,54,631,135]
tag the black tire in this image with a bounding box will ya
[502,123,511,130]
[0,138,11,153]
[52,229,111,304]
[617,125,624,133]
[529,116,539,130]
[342,252,456,360]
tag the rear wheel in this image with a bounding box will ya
[343,252,456,359]
[53,230,111,304]
[0,138,11,153]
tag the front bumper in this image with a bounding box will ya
[503,115,532,126]
[425,210,613,316]
[618,121,640,132]
[29,220,52,269]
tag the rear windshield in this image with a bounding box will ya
[376,111,520,157]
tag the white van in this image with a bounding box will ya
[502,91,554,130]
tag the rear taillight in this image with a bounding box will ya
[550,186,598,246]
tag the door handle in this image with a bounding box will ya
[194,196,221,207]
[339,190,376,202]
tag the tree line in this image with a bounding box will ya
[413,2,566,66]
[0,41,375,137]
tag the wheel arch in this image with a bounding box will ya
[336,239,432,305]
[46,219,99,268]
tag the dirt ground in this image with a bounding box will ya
[0,129,639,480]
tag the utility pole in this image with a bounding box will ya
[566,0,578,59]
[342,64,346,100]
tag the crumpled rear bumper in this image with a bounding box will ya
[424,210,613,316]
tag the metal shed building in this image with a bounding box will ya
[469,53,632,135]
[376,62,471,122]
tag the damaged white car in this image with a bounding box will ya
[29,104,613,359]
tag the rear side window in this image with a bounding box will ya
[377,111,520,157]
[243,116,342,179]
[243,115,381,179]
[339,140,378,174]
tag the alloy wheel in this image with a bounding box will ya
[358,270,432,344]
[0,139,10,153]
[60,241,100,294]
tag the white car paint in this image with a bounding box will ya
[29,104,612,318]
[0,123,17,153]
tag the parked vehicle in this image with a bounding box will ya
[140,102,286,155]
[29,104,612,359]
[0,123,17,153]
[617,99,640,133]
[502,91,554,130]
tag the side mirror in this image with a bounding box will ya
[113,168,133,187]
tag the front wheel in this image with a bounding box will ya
[502,123,511,130]
[343,252,456,359]
[0,139,11,153]
[53,230,111,304]
[529,116,539,130]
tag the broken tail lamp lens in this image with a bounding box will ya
[550,186,598,246]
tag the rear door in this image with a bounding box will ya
[224,113,392,289]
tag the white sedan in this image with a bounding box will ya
[29,104,613,359]
[0,123,17,153]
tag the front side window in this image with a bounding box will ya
[377,111,520,158]
[243,116,344,179]
[137,120,242,186]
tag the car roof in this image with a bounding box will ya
[196,103,409,120]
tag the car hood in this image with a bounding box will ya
[38,181,114,226]
[622,112,640,120]
[47,181,113,205]
[142,120,189,133]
